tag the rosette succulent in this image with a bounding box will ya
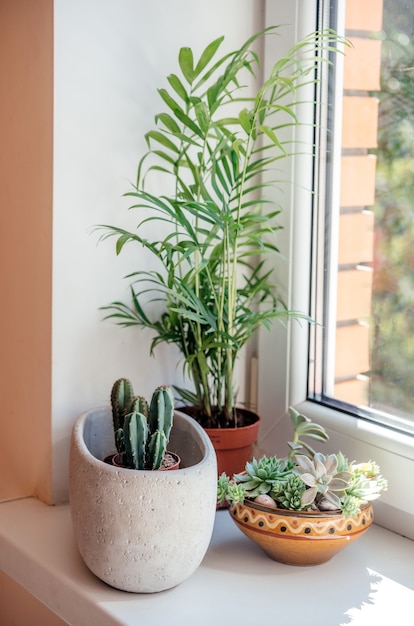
[232,456,295,498]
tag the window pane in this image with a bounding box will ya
[309,0,414,432]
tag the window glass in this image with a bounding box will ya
[308,0,414,433]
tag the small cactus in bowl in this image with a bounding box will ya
[109,378,178,470]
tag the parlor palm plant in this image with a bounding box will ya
[97,26,345,429]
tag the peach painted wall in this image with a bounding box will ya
[0,0,53,503]
[0,572,66,626]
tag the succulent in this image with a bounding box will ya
[217,407,388,517]
[270,474,307,511]
[294,453,352,510]
[217,474,248,505]
[346,461,388,502]
[287,407,329,459]
[110,379,175,470]
[233,456,295,498]
[217,473,231,505]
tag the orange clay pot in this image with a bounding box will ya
[204,409,260,478]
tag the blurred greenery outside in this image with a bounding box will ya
[369,0,414,415]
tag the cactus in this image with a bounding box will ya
[111,378,134,450]
[148,430,168,469]
[110,379,175,470]
[128,395,149,417]
[149,386,174,441]
[123,410,149,469]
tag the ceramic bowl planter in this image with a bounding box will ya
[229,499,374,566]
[69,407,217,593]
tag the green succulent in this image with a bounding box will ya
[217,474,247,505]
[217,473,231,505]
[233,456,294,498]
[226,483,248,505]
[271,474,306,510]
[287,407,329,460]
[340,495,363,518]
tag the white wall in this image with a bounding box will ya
[52,0,266,502]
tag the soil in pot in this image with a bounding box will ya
[104,451,181,470]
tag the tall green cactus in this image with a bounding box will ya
[148,430,168,469]
[109,379,175,470]
[149,386,174,441]
[123,411,149,469]
[111,378,134,441]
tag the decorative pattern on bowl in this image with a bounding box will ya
[229,500,374,565]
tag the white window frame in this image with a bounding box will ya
[260,0,414,540]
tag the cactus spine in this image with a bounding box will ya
[110,379,175,470]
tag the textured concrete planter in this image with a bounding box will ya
[69,407,217,593]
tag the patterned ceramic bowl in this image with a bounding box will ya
[229,499,374,565]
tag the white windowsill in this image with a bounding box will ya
[0,497,413,626]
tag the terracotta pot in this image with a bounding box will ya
[69,408,217,592]
[205,410,260,478]
[229,499,374,566]
[177,407,260,477]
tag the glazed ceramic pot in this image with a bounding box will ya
[229,499,374,565]
[69,407,217,592]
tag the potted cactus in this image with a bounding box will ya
[106,378,180,470]
[69,378,218,593]
[217,408,387,566]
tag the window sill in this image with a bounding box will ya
[0,497,413,625]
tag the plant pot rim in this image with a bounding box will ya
[179,405,260,430]
[234,498,372,518]
[204,411,260,432]
[110,451,181,471]
[74,407,215,474]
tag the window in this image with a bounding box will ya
[308,0,414,438]
[258,0,414,540]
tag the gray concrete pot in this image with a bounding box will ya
[69,407,217,593]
